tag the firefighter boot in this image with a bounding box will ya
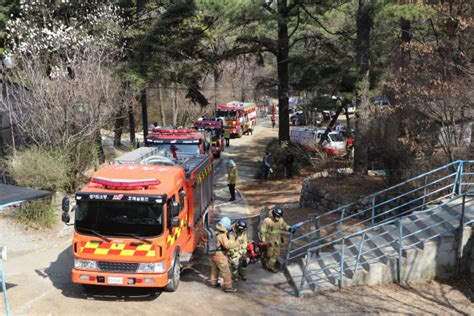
[223,287,237,293]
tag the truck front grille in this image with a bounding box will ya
[98,261,138,273]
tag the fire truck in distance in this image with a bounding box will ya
[144,128,211,158]
[216,101,257,138]
[61,147,214,291]
[192,118,225,158]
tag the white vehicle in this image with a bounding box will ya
[290,127,346,156]
[344,106,356,114]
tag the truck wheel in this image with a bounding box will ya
[164,256,181,292]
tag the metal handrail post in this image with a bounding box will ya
[354,232,366,274]
[299,249,311,296]
[316,217,321,256]
[455,195,466,276]
[284,230,294,269]
[422,175,428,210]
[398,219,403,283]
[452,162,462,196]
[0,259,11,316]
[339,238,345,289]
[459,162,464,195]
[340,207,346,222]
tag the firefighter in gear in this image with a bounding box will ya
[227,160,238,201]
[224,127,231,147]
[259,208,297,272]
[228,220,248,281]
[208,217,239,292]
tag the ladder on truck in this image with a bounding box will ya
[0,246,10,316]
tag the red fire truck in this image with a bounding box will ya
[145,128,211,158]
[61,148,214,291]
[193,118,225,158]
[216,101,257,138]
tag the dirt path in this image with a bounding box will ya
[1,118,473,315]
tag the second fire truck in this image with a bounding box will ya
[216,101,257,138]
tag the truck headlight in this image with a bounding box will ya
[137,262,166,273]
[74,259,98,271]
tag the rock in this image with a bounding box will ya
[328,201,339,210]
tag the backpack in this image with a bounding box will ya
[201,226,218,255]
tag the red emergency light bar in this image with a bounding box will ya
[151,128,198,135]
[91,177,161,190]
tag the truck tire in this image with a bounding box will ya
[164,255,181,292]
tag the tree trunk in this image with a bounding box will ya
[240,55,247,102]
[94,129,105,163]
[353,0,373,175]
[128,104,136,147]
[277,0,290,141]
[158,83,166,126]
[213,34,223,112]
[136,0,146,25]
[113,104,125,148]
[140,87,148,139]
[213,67,219,111]
[171,83,178,126]
[345,105,351,132]
[400,17,411,70]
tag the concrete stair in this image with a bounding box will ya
[284,197,474,296]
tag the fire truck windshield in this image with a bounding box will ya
[154,143,200,155]
[216,110,237,121]
[75,201,163,237]
[329,133,345,142]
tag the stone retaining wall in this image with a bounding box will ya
[299,170,418,220]
[299,169,376,216]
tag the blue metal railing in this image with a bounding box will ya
[285,160,474,265]
[283,160,474,296]
[291,192,474,296]
[0,249,10,316]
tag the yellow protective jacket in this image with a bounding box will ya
[214,223,239,258]
[224,129,230,139]
[228,166,238,185]
[228,229,248,259]
[259,216,290,245]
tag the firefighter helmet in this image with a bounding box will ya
[226,160,236,168]
[272,208,283,219]
[219,217,232,230]
[236,220,247,231]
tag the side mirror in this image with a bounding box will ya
[62,196,70,213]
[172,201,179,217]
[172,216,180,228]
[61,212,70,224]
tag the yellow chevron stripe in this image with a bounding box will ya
[136,244,152,251]
[85,241,101,248]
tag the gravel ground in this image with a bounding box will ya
[1,119,473,315]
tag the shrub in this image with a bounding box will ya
[17,198,56,229]
[65,142,100,192]
[7,147,68,192]
[264,140,313,178]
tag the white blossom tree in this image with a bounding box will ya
[1,1,139,190]
[2,0,133,150]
